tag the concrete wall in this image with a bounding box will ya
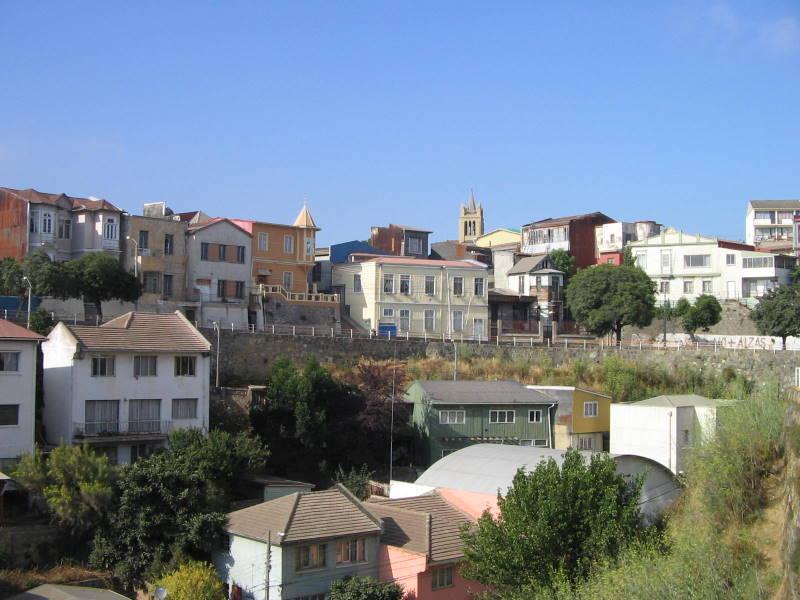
[213,536,279,600]
[0,339,38,463]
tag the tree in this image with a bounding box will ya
[460,449,643,594]
[621,246,636,267]
[548,249,576,279]
[22,251,70,297]
[64,252,141,319]
[28,307,55,335]
[565,264,656,344]
[156,561,226,600]
[90,430,268,587]
[750,284,800,349]
[329,576,404,600]
[0,257,24,297]
[334,464,374,500]
[13,444,114,537]
[681,295,722,338]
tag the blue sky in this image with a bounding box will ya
[1,2,798,245]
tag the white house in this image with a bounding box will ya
[42,311,211,465]
[627,227,795,304]
[610,394,730,474]
[332,256,490,339]
[745,199,800,254]
[0,320,44,469]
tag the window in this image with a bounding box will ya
[235,281,245,299]
[660,251,671,271]
[201,243,209,260]
[424,275,436,295]
[584,401,598,418]
[424,309,435,331]
[305,237,314,256]
[104,217,117,240]
[383,274,395,294]
[236,245,246,263]
[682,429,690,445]
[41,212,53,234]
[399,274,411,295]
[439,410,465,425]
[520,439,548,447]
[85,400,119,433]
[284,234,294,254]
[659,281,670,294]
[683,280,694,294]
[128,399,161,432]
[529,409,542,423]
[518,276,525,294]
[0,352,20,372]
[134,355,157,377]
[452,310,463,332]
[353,274,362,293]
[258,232,269,250]
[407,236,423,255]
[607,258,614,264]
[743,256,774,269]
[218,244,227,261]
[143,272,160,293]
[399,309,410,331]
[163,274,173,298]
[172,398,198,420]
[164,234,174,255]
[382,308,394,319]
[726,253,735,266]
[91,356,115,377]
[29,209,39,233]
[282,271,293,291]
[217,279,227,298]
[474,277,485,296]
[0,405,19,426]
[138,229,149,250]
[635,252,647,269]
[702,280,713,293]
[174,356,196,377]
[336,538,366,564]
[296,543,327,570]
[58,219,72,239]
[579,437,594,450]
[453,276,464,296]
[489,410,515,424]
[683,255,710,268]
[431,565,454,590]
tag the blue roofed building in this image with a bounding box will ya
[311,240,391,293]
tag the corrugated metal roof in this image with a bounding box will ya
[522,212,613,228]
[626,394,730,408]
[408,380,559,405]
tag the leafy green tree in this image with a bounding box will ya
[329,576,404,600]
[548,249,576,279]
[28,307,55,335]
[673,297,691,317]
[750,284,800,349]
[64,252,141,319]
[681,295,722,338]
[22,251,69,297]
[565,264,656,344]
[460,449,643,594]
[334,464,374,500]
[156,561,226,600]
[0,257,24,297]
[621,246,636,267]
[13,444,114,536]
[89,430,268,587]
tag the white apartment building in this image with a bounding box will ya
[610,394,728,474]
[745,200,800,254]
[42,312,211,465]
[628,228,794,304]
[595,221,661,265]
[0,320,44,469]
[332,257,490,339]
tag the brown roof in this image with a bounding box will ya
[186,217,252,237]
[523,211,613,228]
[1,187,121,212]
[366,493,474,563]
[63,311,210,353]
[0,319,45,341]
[225,484,382,545]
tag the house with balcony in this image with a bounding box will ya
[521,212,613,269]
[370,224,431,259]
[0,320,44,470]
[594,220,661,265]
[185,218,253,327]
[213,484,383,600]
[745,200,800,254]
[41,311,211,465]
[627,227,795,305]
[332,256,489,339]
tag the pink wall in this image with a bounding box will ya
[379,545,426,598]
[416,562,488,600]
[438,488,498,519]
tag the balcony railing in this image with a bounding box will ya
[74,420,173,438]
[259,284,339,304]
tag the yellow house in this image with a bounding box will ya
[474,228,521,248]
[526,385,611,451]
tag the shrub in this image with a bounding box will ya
[156,561,225,600]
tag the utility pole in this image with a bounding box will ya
[212,321,220,388]
[22,276,32,329]
[265,530,271,600]
[389,345,396,486]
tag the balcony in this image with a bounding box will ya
[73,420,173,441]
[259,284,339,305]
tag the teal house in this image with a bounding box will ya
[405,380,559,467]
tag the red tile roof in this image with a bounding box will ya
[0,187,121,212]
[0,319,45,341]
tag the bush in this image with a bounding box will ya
[156,561,226,600]
[329,576,404,600]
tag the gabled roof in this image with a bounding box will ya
[507,254,549,275]
[9,584,129,600]
[186,217,252,236]
[0,319,45,341]
[1,187,121,212]
[626,394,730,408]
[407,380,559,405]
[61,311,210,353]
[366,492,474,563]
[224,484,382,545]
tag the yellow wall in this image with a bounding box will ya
[571,388,611,434]
[474,229,521,248]
[250,222,315,292]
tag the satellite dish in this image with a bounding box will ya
[155,588,168,600]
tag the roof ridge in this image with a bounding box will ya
[173,310,211,349]
[335,483,384,530]
[281,492,303,539]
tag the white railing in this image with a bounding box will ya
[73,420,173,437]
[259,284,339,304]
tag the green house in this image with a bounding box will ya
[405,380,560,467]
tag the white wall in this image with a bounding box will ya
[611,404,676,472]
[0,339,38,465]
[213,536,281,600]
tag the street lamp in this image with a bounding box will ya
[22,276,32,329]
[212,321,220,388]
[125,235,138,278]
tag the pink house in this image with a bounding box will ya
[365,493,488,600]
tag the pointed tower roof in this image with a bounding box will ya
[293,202,319,230]
[467,190,478,212]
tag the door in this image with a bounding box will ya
[474,318,485,340]
[129,399,161,433]
[726,281,736,299]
